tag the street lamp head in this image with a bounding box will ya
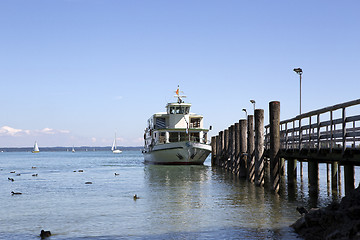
[293,68,303,115]
[293,68,303,75]
[250,100,256,112]
[242,108,247,118]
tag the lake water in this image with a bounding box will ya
[1,151,358,239]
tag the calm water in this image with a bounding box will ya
[1,151,357,239]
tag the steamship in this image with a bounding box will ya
[142,87,211,164]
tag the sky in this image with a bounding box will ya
[1,0,359,147]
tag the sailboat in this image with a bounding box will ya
[32,141,40,153]
[72,145,75,153]
[112,133,122,154]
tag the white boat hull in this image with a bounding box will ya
[113,150,122,154]
[143,141,211,165]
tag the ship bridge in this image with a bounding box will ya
[166,102,191,115]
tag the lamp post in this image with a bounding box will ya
[294,68,303,178]
[242,108,247,119]
[293,68,303,115]
[250,100,256,113]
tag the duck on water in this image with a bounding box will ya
[142,86,212,165]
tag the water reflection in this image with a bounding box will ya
[287,176,298,202]
[143,164,299,239]
[143,165,210,233]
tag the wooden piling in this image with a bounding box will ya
[331,161,338,192]
[219,131,224,167]
[215,136,219,166]
[230,125,236,172]
[338,165,342,195]
[308,162,320,208]
[234,122,240,175]
[308,161,319,191]
[327,163,330,195]
[227,126,233,171]
[269,101,280,193]
[247,115,255,182]
[280,158,285,176]
[214,134,218,166]
[342,107,346,154]
[224,129,229,169]
[287,159,297,185]
[255,109,264,186]
[344,164,355,195]
[239,119,247,178]
[233,124,237,173]
[211,136,216,166]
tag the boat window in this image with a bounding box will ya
[169,132,178,142]
[155,118,166,129]
[190,118,201,128]
[170,107,175,114]
[159,132,166,144]
[185,107,190,114]
[179,132,187,141]
[175,107,181,114]
[190,132,200,142]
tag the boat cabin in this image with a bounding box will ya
[144,102,209,147]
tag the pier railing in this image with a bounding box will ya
[265,99,360,153]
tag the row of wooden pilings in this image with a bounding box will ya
[211,101,358,195]
[211,101,280,191]
[211,101,295,193]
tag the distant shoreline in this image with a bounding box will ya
[0,146,143,152]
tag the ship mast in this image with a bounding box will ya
[174,85,186,103]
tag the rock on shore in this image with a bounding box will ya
[291,185,360,239]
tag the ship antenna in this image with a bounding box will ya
[174,85,186,103]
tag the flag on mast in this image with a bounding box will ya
[175,85,185,103]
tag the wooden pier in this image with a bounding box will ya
[211,99,360,195]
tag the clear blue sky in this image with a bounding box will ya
[1,0,359,147]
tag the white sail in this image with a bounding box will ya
[111,138,116,151]
[72,145,75,153]
[32,141,39,153]
[112,132,122,153]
